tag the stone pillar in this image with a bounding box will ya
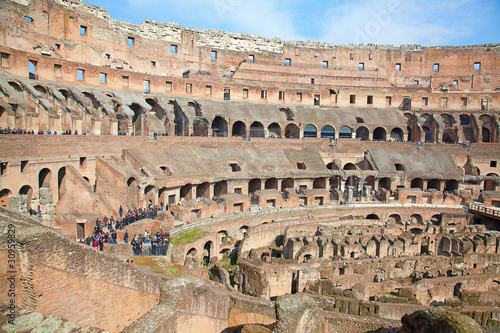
[340,179,346,192]
[364,185,372,200]
[347,186,354,204]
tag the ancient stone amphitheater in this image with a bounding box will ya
[0,0,499,332]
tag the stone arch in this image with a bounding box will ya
[19,185,33,209]
[356,126,369,141]
[203,241,214,265]
[404,112,417,142]
[130,103,144,135]
[158,187,168,208]
[57,166,66,201]
[8,81,23,92]
[389,214,401,223]
[373,127,387,141]
[248,178,261,194]
[239,226,249,239]
[320,125,335,138]
[212,116,228,137]
[185,248,198,267]
[39,168,52,188]
[410,214,423,223]
[440,113,455,128]
[390,127,404,142]
[339,126,352,139]
[232,121,246,137]
[422,126,432,143]
[285,123,300,138]
[196,182,210,198]
[268,123,281,138]
[364,175,375,188]
[0,189,12,207]
[126,177,139,208]
[343,163,356,171]
[444,180,458,193]
[303,124,317,138]
[484,173,498,191]
[250,121,264,138]
[281,178,294,191]
[144,185,156,205]
[411,178,423,190]
[187,101,202,117]
[366,214,380,220]
[431,214,442,225]
[479,114,496,142]
[265,178,278,190]
[180,184,193,199]
[33,84,48,98]
[427,179,441,191]
[459,114,476,143]
[214,180,228,197]
[378,177,391,190]
[394,163,405,171]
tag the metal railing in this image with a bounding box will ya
[469,203,500,219]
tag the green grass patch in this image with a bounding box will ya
[133,257,182,275]
[172,228,208,245]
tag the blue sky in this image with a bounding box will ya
[85,0,499,46]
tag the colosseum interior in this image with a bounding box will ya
[0,0,499,332]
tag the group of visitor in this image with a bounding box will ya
[81,205,160,251]
[130,230,170,256]
[0,127,82,135]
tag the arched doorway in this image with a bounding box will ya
[268,123,281,138]
[180,184,193,199]
[19,185,33,210]
[57,167,66,201]
[203,241,214,265]
[484,173,498,191]
[303,124,317,138]
[321,125,335,138]
[232,121,246,137]
[422,126,432,143]
[281,178,294,191]
[411,178,423,190]
[284,124,299,138]
[248,179,261,194]
[378,177,391,190]
[250,121,264,138]
[265,178,278,190]
[390,128,404,142]
[196,182,210,198]
[214,180,228,197]
[39,168,52,188]
[427,179,441,191]
[339,126,352,139]
[144,185,156,205]
[373,127,387,141]
[356,126,369,141]
[212,116,228,137]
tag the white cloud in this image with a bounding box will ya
[319,0,493,46]
[123,0,302,40]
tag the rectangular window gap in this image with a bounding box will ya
[80,25,87,36]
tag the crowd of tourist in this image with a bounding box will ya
[130,230,170,256]
[0,127,81,135]
[82,206,161,253]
